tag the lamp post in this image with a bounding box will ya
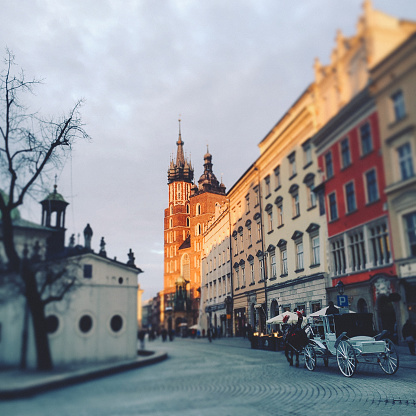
[336,280,345,295]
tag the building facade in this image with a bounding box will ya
[162,123,226,332]
[201,201,232,336]
[0,187,142,368]
[371,32,416,330]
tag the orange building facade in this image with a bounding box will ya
[162,123,226,331]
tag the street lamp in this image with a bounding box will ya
[336,280,345,295]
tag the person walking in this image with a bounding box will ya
[402,319,416,355]
[207,327,212,342]
[326,301,339,315]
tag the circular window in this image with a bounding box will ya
[46,315,59,334]
[79,315,93,333]
[118,277,123,284]
[110,315,123,332]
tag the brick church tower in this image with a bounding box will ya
[162,121,226,331]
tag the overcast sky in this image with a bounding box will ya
[1,1,415,300]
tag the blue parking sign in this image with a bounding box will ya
[337,295,348,307]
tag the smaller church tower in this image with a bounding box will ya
[40,184,69,256]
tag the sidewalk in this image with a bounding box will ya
[0,349,168,400]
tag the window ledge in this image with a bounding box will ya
[278,224,284,229]
[307,205,317,212]
[310,263,321,269]
[258,279,265,283]
[249,282,255,286]
[303,161,313,170]
[265,193,271,199]
[269,276,277,281]
[248,244,252,249]
[280,274,288,278]
[360,150,374,159]
[267,230,274,235]
[365,199,380,207]
[289,173,297,180]
[388,113,408,128]
[274,185,282,192]
[292,214,300,220]
[346,208,358,216]
[241,285,246,289]
[295,268,304,273]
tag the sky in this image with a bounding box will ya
[1,1,415,300]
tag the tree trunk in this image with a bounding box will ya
[19,301,29,370]
[1,209,21,272]
[22,264,53,371]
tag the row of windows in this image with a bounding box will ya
[330,220,391,276]
[324,121,373,180]
[206,275,231,300]
[205,248,231,272]
[232,233,320,286]
[328,168,379,221]
[45,313,124,336]
[169,203,204,217]
[265,183,318,233]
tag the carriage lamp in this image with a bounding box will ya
[336,280,345,295]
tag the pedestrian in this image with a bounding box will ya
[326,301,339,315]
[402,319,416,355]
[169,328,174,342]
[207,327,212,342]
[138,329,146,350]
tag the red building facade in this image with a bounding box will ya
[313,89,399,334]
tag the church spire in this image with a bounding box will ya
[167,117,194,184]
[176,117,185,167]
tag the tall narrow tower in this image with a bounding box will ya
[40,184,69,256]
[163,120,194,322]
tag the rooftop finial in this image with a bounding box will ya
[178,115,182,138]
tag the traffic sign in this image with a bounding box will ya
[337,295,349,308]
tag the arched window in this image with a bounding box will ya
[186,204,190,214]
[357,298,368,313]
[169,218,173,228]
[170,205,173,215]
[186,217,190,227]
[195,223,201,235]
[196,203,201,215]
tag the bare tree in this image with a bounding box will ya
[0,49,89,370]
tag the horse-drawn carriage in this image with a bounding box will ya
[302,313,399,377]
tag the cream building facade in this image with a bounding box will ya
[201,201,232,336]
[198,1,416,335]
[228,164,268,336]
[257,89,328,320]
[370,32,416,325]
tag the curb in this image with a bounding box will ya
[0,350,168,400]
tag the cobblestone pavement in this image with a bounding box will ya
[1,337,415,416]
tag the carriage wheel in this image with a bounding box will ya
[336,340,357,377]
[304,344,316,371]
[378,339,399,375]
